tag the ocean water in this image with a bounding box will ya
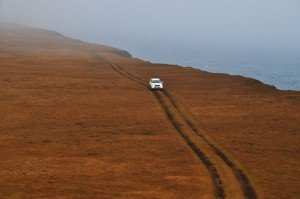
[126,42,300,91]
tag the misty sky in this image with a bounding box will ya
[1,0,300,54]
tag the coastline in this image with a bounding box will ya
[128,54,299,92]
[130,56,284,91]
[4,21,297,92]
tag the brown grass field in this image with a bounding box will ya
[0,23,299,198]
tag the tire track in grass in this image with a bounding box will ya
[163,90,258,199]
[110,62,258,199]
[95,53,258,198]
[108,61,225,199]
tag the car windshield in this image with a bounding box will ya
[151,80,161,83]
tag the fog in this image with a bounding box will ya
[1,0,300,90]
[1,0,300,53]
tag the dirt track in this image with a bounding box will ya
[107,61,258,199]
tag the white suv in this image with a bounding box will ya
[149,78,164,90]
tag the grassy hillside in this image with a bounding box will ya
[0,23,299,198]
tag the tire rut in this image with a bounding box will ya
[163,90,258,199]
[99,57,257,199]
[109,62,225,198]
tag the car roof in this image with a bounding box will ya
[150,78,161,80]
